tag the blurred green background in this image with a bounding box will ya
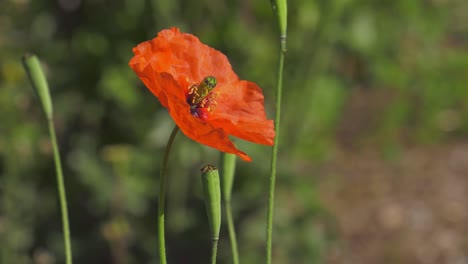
[1,0,468,263]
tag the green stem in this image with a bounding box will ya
[224,201,239,264]
[266,42,286,264]
[210,238,219,264]
[22,54,72,264]
[221,153,239,264]
[48,118,73,264]
[158,125,179,264]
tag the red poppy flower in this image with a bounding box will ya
[129,27,275,161]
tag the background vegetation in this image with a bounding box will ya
[1,0,467,263]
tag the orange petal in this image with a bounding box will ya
[131,28,238,88]
[211,81,275,145]
[154,73,252,161]
[129,57,168,107]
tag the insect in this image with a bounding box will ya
[187,76,217,106]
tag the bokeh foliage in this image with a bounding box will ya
[1,0,467,263]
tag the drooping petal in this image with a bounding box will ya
[129,55,169,107]
[211,81,275,145]
[154,73,252,161]
[212,118,275,146]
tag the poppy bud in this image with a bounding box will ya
[200,164,222,240]
[271,0,288,51]
[22,54,53,119]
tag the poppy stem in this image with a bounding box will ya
[225,201,239,264]
[221,153,240,264]
[266,36,287,264]
[22,54,73,264]
[48,118,73,264]
[210,238,219,264]
[158,125,179,264]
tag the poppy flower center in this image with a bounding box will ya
[187,76,218,120]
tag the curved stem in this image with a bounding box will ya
[22,54,73,264]
[225,201,239,264]
[266,45,286,264]
[48,118,73,264]
[210,238,219,264]
[158,125,179,264]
